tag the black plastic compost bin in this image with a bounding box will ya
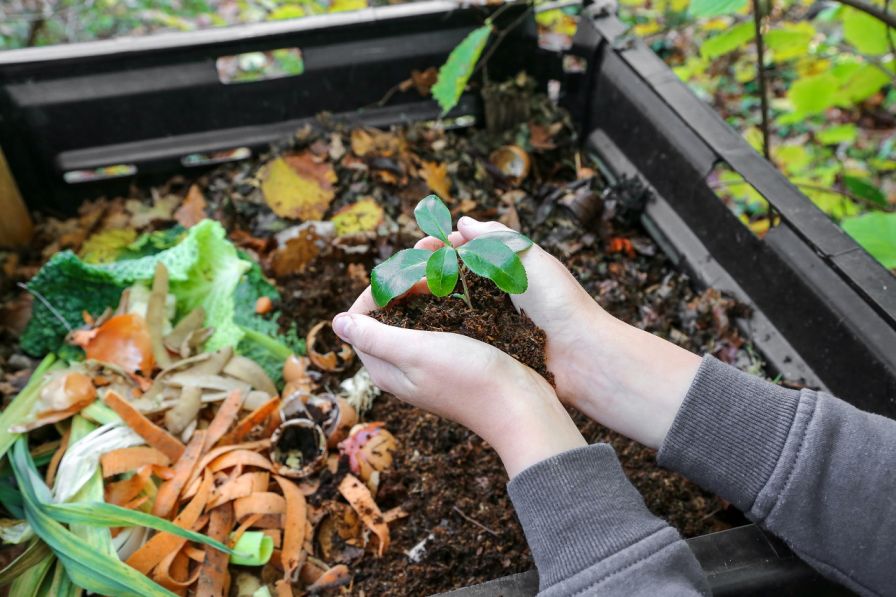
[0,1,892,594]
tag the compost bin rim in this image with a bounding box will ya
[0,0,485,66]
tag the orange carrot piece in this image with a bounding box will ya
[183,545,206,562]
[153,547,200,592]
[183,439,271,494]
[151,430,206,520]
[46,425,71,487]
[274,476,307,581]
[233,492,286,521]
[207,473,256,509]
[275,580,292,597]
[306,564,351,593]
[104,391,185,462]
[339,473,390,556]
[204,389,244,449]
[128,471,213,574]
[101,446,171,477]
[196,503,234,597]
[122,495,149,511]
[242,514,282,529]
[219,397,280,445]
[207,450,272,474]
[262,529,282,549]
[106,466,153,507]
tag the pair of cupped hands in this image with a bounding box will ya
[333,217,702,478]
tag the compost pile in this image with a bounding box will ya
[0,83,759,595]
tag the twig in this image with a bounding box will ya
[472,4,536,80]
[17,282,73,331]
[832,43,896,86]
[834,0,896,29]
[751,0,771,160]
[884,0,896,59]
[452,506,499,537]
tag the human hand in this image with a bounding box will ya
[331,311,585,478]
[413,217,702,449]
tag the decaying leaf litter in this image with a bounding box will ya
[0,84,764,595]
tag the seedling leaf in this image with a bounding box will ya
[371,248,431,307]
[458,237,527,294]
[414,195,452,245]
[431,25,492,114]
[426,247,459,297]
[477,230,533,253]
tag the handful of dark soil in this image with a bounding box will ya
[370,275,554,385]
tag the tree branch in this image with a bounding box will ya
[835,0,896,29]
[752,0,771,160]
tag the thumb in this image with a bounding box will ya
[332,313,418,365]
[457,216,512,241]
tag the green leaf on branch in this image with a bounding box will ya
[477,230,533,253]
[834,63,891,105]
[371,248,431,307]
[787,73,837,116]
[458,237,527,294]
[425,247,459,297]
[817,124,858,145]
[842,212,896,269]
[764,23,815,61]
[843,176,887,207]
[689,0,747,18]
[842,7,896,56]
[700,22,754,60]
[414,195,453,244]
[431,25,491,114]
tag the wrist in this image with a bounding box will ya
[562,311,701,449]
[477,368,586,479]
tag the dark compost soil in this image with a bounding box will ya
[0,85,763,596]
[370,275,553,385]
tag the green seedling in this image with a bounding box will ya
[371,195,533,308]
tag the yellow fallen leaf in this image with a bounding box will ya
[330,198,385,236]
[261,154,336,221]
[79,228,137,264]
[421,161,452,203]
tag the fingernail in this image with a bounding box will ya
[458,216,477,226]
[332,313,353,341]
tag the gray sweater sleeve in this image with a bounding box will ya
[507,355,896,596]
[507,444,709,595]
[658,355,896,596]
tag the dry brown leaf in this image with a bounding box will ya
[421,161,452,203]
[127,194,180,229]
[350,128,401,157]
[261,154,336,221]
[174,185,207,228]
[270,227,320,278]
[529,121,558,151]
[411,67,438,96]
